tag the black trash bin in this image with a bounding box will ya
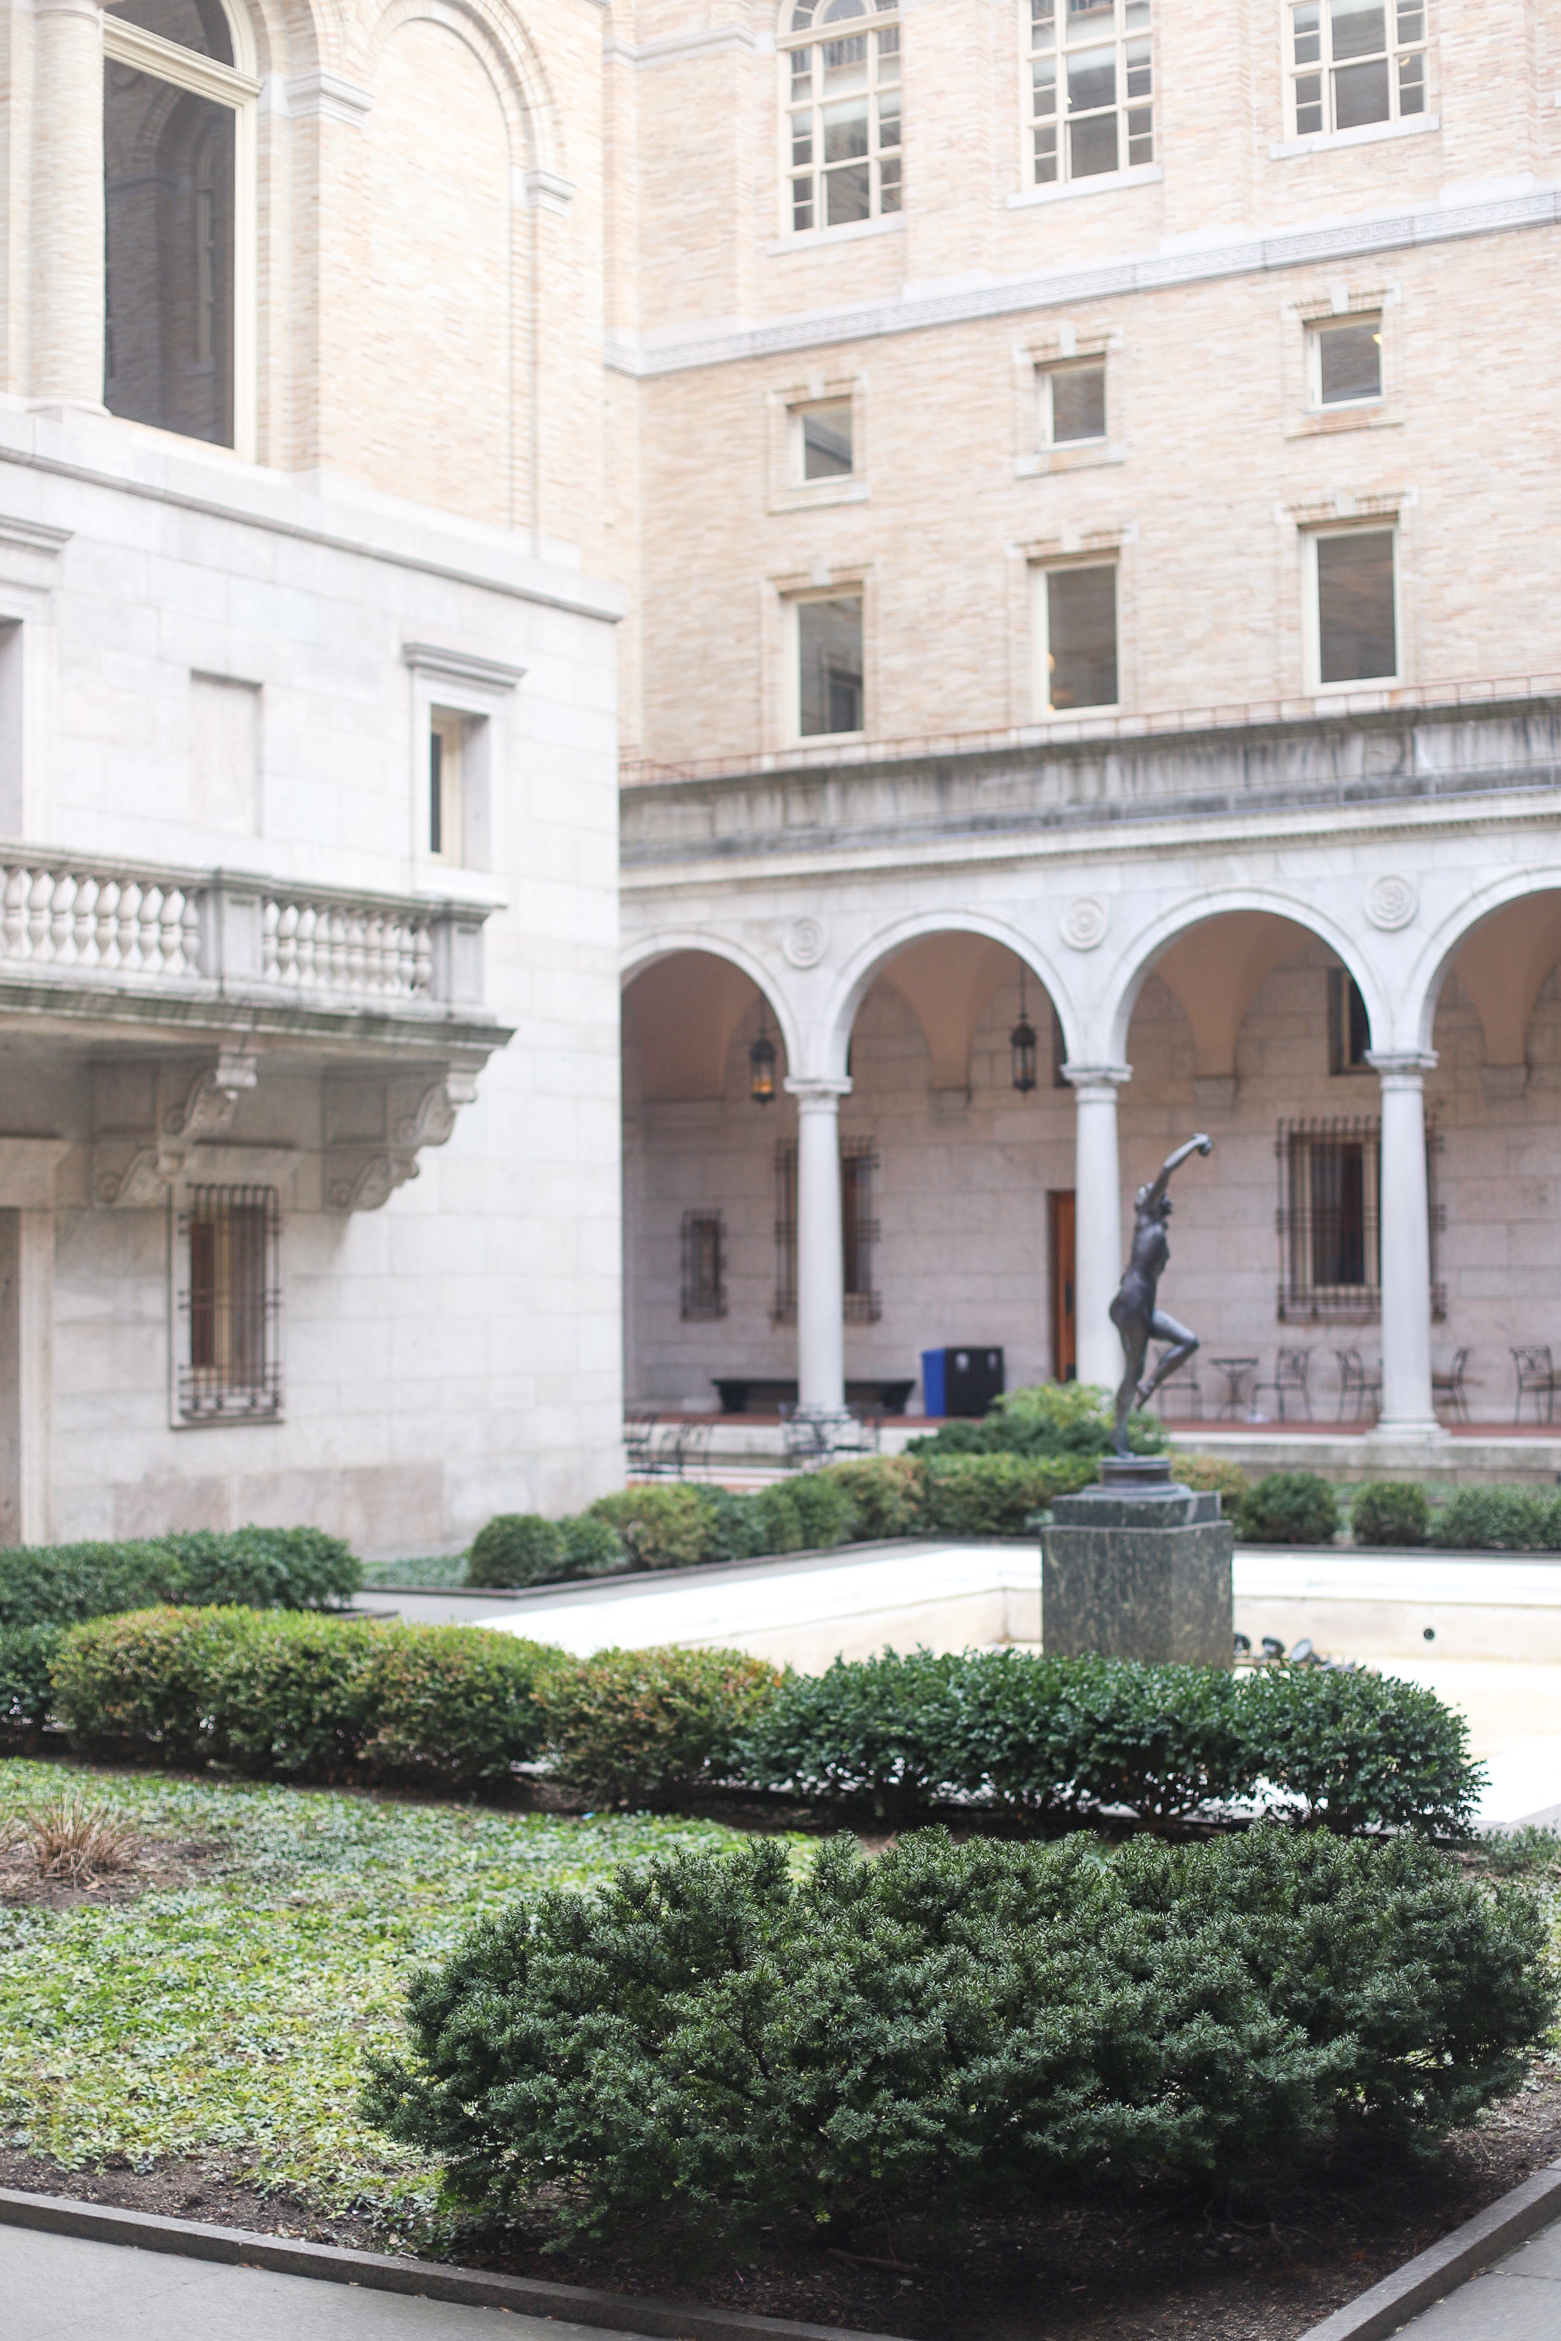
[941,1345,1004,1417]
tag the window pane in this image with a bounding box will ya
[1047,568,1117,709]
[106,0,233,65]
[1329,0,1386,57]
[824,160,871,222]
[1069,111,1118,175]
[1067,44,1116,111]
[1398,50,1424,111]
[1333,56,1390,126]
[799,596,864,734]
[1050,361,1106,441]
[1292,2,1321,64]
[104,64,235,446]
[1311,1141,1366,1285]
[822,97,869,159]
[802,399,853,478]
[822,35,867,93]
[1031,0,1056,41]
[1317,318,1381,402]
[1316,532,1395,684]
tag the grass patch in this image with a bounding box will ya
[0,1759,751,2232]
[356,1555,470,1591]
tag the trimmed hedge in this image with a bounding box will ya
[537,1645,783,1807]
[49,1606,561,1787]
[1351,1480,1432,1547]
[738,1646,1483,1835]
[907,1379,1164,1461]
[362,1827,1554,2248]
[1237,1471,1341,1546]
[0,1525,360,1631]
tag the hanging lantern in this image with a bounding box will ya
[1010,967,1038,1095]
[749,1000,777,1104]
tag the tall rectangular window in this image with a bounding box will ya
[841,1138,881,1323]
[773,1141,798,1324]
[1328,968,1372,1072]
[1030,0,1152,189]
[1278,1119,1442,1320]
[1034,564,1118,714]
[1309,314,1382,406]
[1290,1,1427,136]
[796,594,864,737]
[179,1184,280,1420]
[428,711,466,860]
[680,1210,726,1320]
[1313,529,1397,685]
[784,2,901,234]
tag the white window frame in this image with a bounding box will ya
[1306,311,1383,409]
[791,396,856,485]
[1286,0,1429,140]
[1303,523,1401,694]
[102,6,261,460]
[788,587,866,744]
[1025,0,1153,192]
[1040,356,1108,445]
[1030,559,1120,718]
[779,0,902,238]
[402,644,524,883]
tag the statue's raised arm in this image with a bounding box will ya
[1107,1134,1214,1454]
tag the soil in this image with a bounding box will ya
[0,1835,224,1910]
[3,2065,1560,2341]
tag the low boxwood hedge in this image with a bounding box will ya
[0,1525,360,1631]
[362,1827,1554,2250]
[536,1644,782,1807]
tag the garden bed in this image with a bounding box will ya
[1,1758,1558,2340]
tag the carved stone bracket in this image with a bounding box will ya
[94,1049,259,1207]
[324,1065,482,1211]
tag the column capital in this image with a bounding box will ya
[1061,1062,1132,1095]
[1366,1050,1437,1087]
[784,1076,852,1108]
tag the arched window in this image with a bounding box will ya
[1027,0,1152,190]
[102,0,258,452]
[781,0,901,235]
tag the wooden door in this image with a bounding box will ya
[1048,1190,1077,1383]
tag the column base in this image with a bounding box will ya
[1364,1419,1450,1457]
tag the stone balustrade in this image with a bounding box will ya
[0,853,488,1011]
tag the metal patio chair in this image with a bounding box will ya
[1335,1348,1381,1425]
[1432,1347,1472,1424]
[1255,1346,1314,1421]
[1512,1346,1558,1425]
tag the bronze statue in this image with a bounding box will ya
[1109,1135,1213,1454]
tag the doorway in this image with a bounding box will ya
[1048,1189,1076,1382]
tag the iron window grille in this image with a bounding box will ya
[680,1209,727,1320]
[1276,1118,1443,1323]
[177,1183,281,1421]
[772,1137,881,1324]
[773,1140,798,1325]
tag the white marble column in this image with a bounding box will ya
[31,0,107,409]
[1367,1051,1441,1441]
[1064,1065,1130,1392]
[785,1075,850,1419]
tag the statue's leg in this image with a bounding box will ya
[1111,1312,1151,1450]
[1136,1311,1199,1408]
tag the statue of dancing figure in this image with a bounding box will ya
[1109,1134,1213,1455]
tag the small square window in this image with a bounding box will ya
[428,710,465,860]
[797,594,864,737]
[1314,529,1396,685]
[1035,564,1118,714]
[1312,315,1382,406]
[797,398,854,480]
[1044,360,1107,443]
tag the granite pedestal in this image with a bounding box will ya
[1041,1456,1234,1666]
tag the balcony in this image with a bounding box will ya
[0,848,512,1211]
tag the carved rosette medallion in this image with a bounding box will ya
[782,916,828,969]
[1366,874,1418,931]
[1061,896,1109,951]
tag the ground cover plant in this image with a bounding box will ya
[364,1827,1556,2254]
[0,1759,743,2223]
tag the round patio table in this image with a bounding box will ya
[1210,1356,1259,1420]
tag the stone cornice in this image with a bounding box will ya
[606,182,1561,377]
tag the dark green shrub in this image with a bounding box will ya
[787,1472,856,1550]
[0,1525,359,1631]
[359,1626,563,1786]
[922,1452,1096,1536]
[467,1514,567,1589]
[559,1514,627,1576]
[207,1610,382,1777]
[1351,1481,1431,1548]
[698,1489,767,1565]
[364,1827,1553,2251]
[536,1643,782,1806]
[909,1382,1165,1461]
[49,1605,240,1762]
[1238,1471,1340,1545]
[1173,1454,1251,1515]
[586,1486,715,1569]
[751,1482,807,1555]
[817,1456,926,1538]
[1430,1485,1560,1553]
[0,1624,63,1741]
[1040,1656,1247,1820]
[1238,1663,1483,1834]
[739,1648,965,1821]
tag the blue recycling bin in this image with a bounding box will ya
[920,1347,946,1417]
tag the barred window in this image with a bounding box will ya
[772,1137,881,1323]
[774,1141,798,1324]
[1327,969,1372,1073]
[784,0,901,235]
[1290,1,1427,137]
[681,1210,726,1320]
[1029,0,1152,190]
[1277,1119,1443,1322]
[178,1184,280,1420]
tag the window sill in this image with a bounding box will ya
[766,213,905,256]
[793,729,866,747]
[1309,676,1403,703]
[1271,113,1439,160]
[1016,441,1126,477]
[1007,163,1162,210]
[412,864,506,907]
[1039,703,1120,721]
[770,478,871,514]
[1285,403,1403,440]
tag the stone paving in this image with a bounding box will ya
[1382,2212,1561,2337]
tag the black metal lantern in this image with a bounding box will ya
[1010,967,1038,1095]
[749,1001,777,1104]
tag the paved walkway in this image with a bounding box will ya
[1382,2212,1561,2336]
[2,2224,646,2341]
